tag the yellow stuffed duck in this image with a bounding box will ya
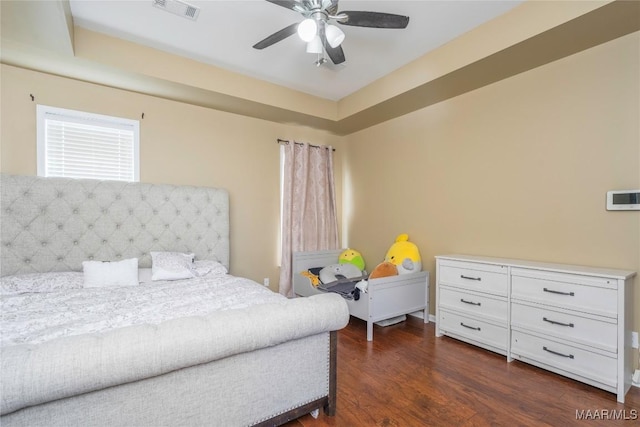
[384,233,422,274]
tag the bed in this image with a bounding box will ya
[0,174,349,427]
[293,249,429,341]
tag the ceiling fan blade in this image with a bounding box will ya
[265,0,305,13]
[253,22,299,50]
[325,44,345,65]
[320,26,345,64]
[337,11,410,29]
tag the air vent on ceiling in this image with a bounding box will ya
[152,0,200,21]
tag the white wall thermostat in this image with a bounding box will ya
[606,190,640,211]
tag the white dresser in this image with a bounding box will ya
[435,254,636,403]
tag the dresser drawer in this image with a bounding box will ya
[439,262,508,296]
[511,303,617,353]
[439,287,507,325]
[439,310,507,351]
[511,330,616,388]
[511,274,617,318]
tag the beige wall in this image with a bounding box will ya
[0,64,346,289]
[344,32,639,364]
[1,29,638,369]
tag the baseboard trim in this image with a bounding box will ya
[408,311,436,323]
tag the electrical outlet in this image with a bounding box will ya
[263,278,270,287]
[632,331,639,349]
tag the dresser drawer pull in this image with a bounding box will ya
[543,317,574,328]
[460,322,481,331]
[543,287,575,296]
[460,298,481,306]
[543,346,574,359]
[460,275,482,281]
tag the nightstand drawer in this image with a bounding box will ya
[439,310,507,351]
[511,274,617,317]
[511,302,617,353]
[511,330,616,388]
[438,262,508,296]
[439,287,507,325]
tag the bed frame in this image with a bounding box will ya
[0,174,341,426]
[293,249,429,341]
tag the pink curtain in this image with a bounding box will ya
[279,142,339,297]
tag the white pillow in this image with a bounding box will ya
[151,251,195,281]
[194,260,228,277]
[83,258,139,288]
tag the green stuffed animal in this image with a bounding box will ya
[339,248,365,271]
[384,234,422,274]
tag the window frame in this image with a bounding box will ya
[36,104,140,182]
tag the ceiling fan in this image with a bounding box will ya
[253,0,410,66]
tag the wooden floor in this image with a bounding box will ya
[285,316,640,427]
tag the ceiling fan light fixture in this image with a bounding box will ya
[325,24,345,48]
[255,0,411,66]
[297,18,317,42]
[306,36,323,54]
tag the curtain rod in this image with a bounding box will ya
[277,138,335,151]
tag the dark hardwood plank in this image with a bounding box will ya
[284,316,640,426]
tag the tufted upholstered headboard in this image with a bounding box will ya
[0,174,229,277]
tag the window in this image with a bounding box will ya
[37,105,140,182]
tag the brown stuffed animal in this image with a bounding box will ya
[369,261,398,279]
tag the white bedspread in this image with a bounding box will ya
[1,275,283,347]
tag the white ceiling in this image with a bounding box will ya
[69,0,523,101]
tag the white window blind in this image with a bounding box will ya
[37,105,140,182]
